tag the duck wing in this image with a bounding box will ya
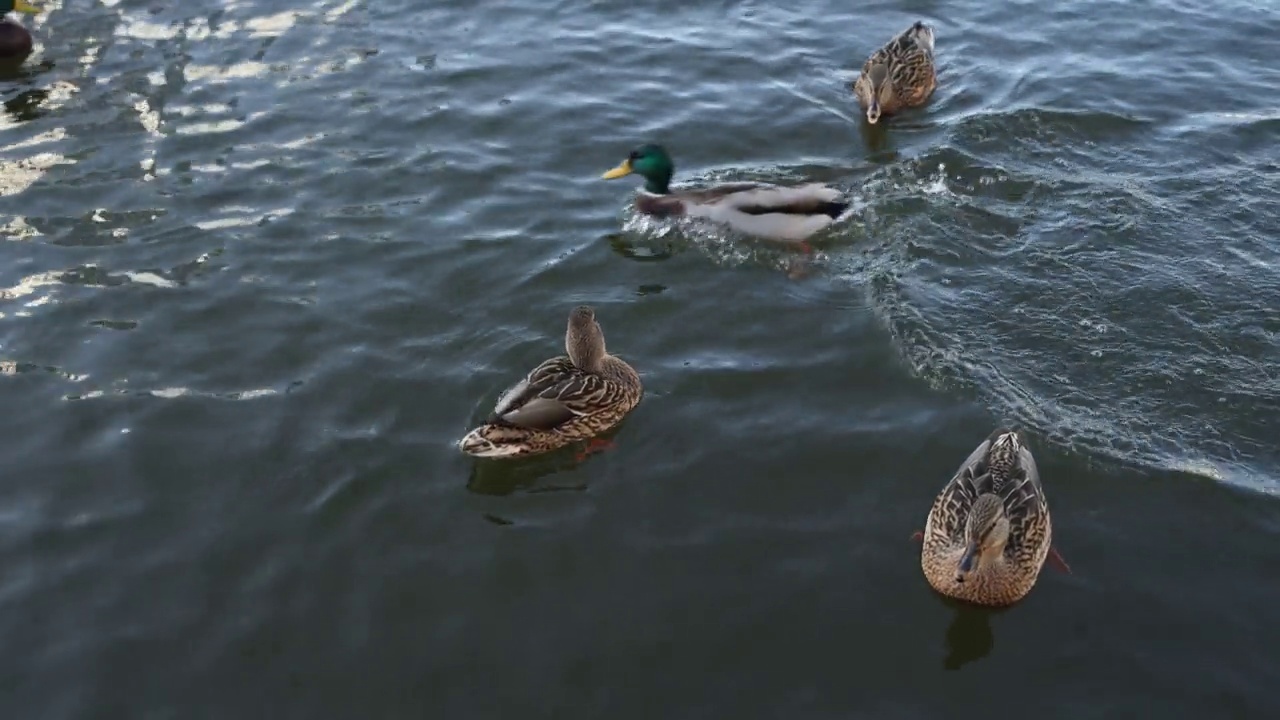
[491,357,623,431]
[490,357,576,426]
[660,184,849,242]
[946,435,993,503]
[719,184,848,217]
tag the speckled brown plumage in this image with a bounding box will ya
[459,306,642,459]
[852,21,937,123]
[921,429,1053,607]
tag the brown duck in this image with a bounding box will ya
[459,306,642,459]
[852,21,938,124]
[920,429,1069,607]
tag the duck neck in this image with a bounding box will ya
[642,174,671,195]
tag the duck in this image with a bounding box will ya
[920,429,1065,607]
[459,305,642,459]
[602,144,849,243]
[0,0,40,63]
[852,20,937,124]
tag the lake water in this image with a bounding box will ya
[2,0,1279,717]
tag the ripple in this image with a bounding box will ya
[1,0,1279,714]
[857,123,1280,490]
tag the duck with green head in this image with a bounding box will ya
[0,0,40,63]
[602,143,850,243]
[918,428,1070,607]
[852,21,937,124]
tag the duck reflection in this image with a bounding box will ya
[856,118,900,160]
[2,85,46,121]
[604,231,676,263]
[465,450,587,497]
[605,230,819,281]
[940,599,1010,670]
[464,427,621,498]
[0,54,51,82]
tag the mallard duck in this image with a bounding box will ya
[602,144,849,243]
[459,305,642,459]
[0,0,40,62]
[852,21,937,124]
[920,429,1060,607]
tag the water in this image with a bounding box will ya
[2,0,1279,716]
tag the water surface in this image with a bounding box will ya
[2,0,1279,717]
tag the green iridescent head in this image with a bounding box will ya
[2,0,42,15]
[601,144,675,195]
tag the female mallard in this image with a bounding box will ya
[921,429,1066,607]
[459,305,642,459]
[852,21,937,124]
[602,144,849,243]
[0,0,40,63]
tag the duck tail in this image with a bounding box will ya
[816,200,850,219]
[458,424,532,458]
[983,428,1023,479]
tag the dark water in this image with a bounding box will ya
[2,0,1279,717]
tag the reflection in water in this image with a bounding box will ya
[856,119,897,160]
[0,58,27,79]
[941,601,1007,670]
[605,232,676,263]
[465,452,591,497]
[2,86,47,121]
[465,427,623,497]
[609,227,820,281]
[0,56,50,82]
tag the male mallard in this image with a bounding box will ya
[0,0,40,62]
[920,429,1066,607]
[459,305,642,459]
[602,144,849,243]
[852,20,937,124]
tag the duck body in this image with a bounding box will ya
[605,144,849,243]
[633,182,849,243]
[460,306,642,459]
[0,1,41,62]
[0,20,32,61]
[852,21,937,123]
[921,429,1052,607]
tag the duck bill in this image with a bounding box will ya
[14,0,42,13]
[957,542,979,574]
[866,102,881,125]
[601,159,632,180]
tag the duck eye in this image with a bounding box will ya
[628,151,640,161]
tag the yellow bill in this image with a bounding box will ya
[601,160,632,180]
[14,0,42,13]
